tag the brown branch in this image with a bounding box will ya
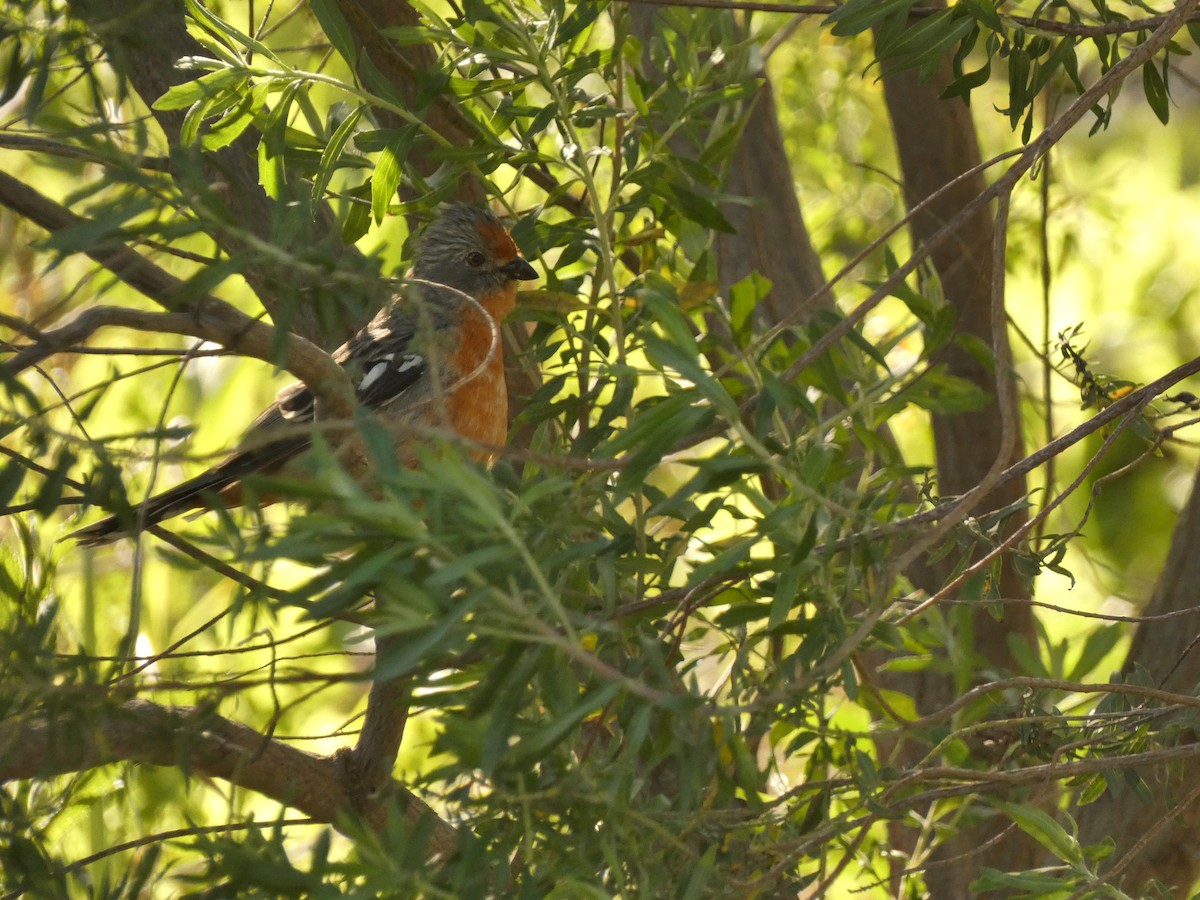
[335,0,484,203]
[765,356,1200,699]
[896,397,1148,624]
[701,0,1197,453]
[883,744,1200,803]
[609,0,1200,38]
[146,524,292,602]
[0,698,459,858]
[64,818,317,873]
[64,0,379,348]
[0,172,358,421]
[346,633,412,806]
[0,133,172,170]
[768,739,1200,873]
[887,675,1200,732]
[818,350,1200,553]
[1069,780,1200,900]
[1074,425,1200,890]
[0,171,205,315]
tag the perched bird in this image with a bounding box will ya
[71,204,537,546]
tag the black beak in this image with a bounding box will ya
[503,257,538,281]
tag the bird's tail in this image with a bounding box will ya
[69,429,310,546]
[68,466,241,547]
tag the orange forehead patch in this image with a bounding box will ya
[476,219,520,263]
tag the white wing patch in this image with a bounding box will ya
[354,352,427,408]
[357,353,396,393]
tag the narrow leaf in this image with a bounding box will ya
[311,104,365,207]
[309,0,358,69]
[996,801,1083,866]
[1142,60,1170,124]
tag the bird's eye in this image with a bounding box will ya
[467,250,486,268]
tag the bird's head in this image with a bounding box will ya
[410,205,538,305]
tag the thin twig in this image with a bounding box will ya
[1067,779,1200,899]
[611,0,1200,38]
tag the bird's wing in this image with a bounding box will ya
[71,302,435,545]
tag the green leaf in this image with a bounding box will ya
[0,36,26,108]
[200,82,265,151]
[1142,59,1170,124]
[641,281,699,357]
[311,103,364,207]
[153,67,242,111]
[370,130,416,224]
[606,394,715,485]
[0,459,25,510]
[309,0,358,70]
[876,8,973,74]
[994,801,1083,867]
[1066,625,1122,682]
[1007,47,1030,130]
[1029,38,1080,99]
[185,0,274,60]
[845,325,891,373]
[942,58,992,102]
[379,25,446,46]
[341,186,372,244]
[258,79,301,198]
[824,0,919,37]
[904,368,991,414]
[972,869,1079,894]
[1077,774,1108,806]
[1005,633,1048,678]
[962,0,1004,31]
[656,176,734,232]
[714,599,769,630]
[508,681,621,767]
[31,448,75,517]
[728,272,772,342]
[769,566,802,631]
[554,1,606,48]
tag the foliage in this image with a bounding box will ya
[2,0,1200,896]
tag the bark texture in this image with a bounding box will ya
[714,77,830,320]
[629,6,828,319]
[0,700,459,858]
[879,19,1033,687]
[1075,463,1200,893]
[877,7,1037,890]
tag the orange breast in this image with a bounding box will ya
[444,285,516,453]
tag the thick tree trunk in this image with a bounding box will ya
[878,30,1032,707]
[714,78,829,318]
[1075,462,1200,893]
[876,10,1037,891]
[629,6,827,316]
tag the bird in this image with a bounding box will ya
[70,204,538,546]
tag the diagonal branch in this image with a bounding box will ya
[0,171,358,422]
[65,0,379,348]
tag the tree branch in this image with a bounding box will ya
[336,0,484,203]
[0,172,358,422]
[65,0,380,348]
[347,634,412,806]
[611,0,1200,38]
[0,699,459,860]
